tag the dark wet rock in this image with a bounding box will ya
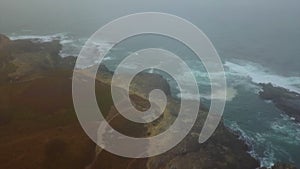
[259,83,300,122]
[259,163,298,169]
[270,163,298,169]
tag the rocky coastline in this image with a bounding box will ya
[0,34,297,169]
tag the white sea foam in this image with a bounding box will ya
[8,33,117,61]
[177,87,237,101]
[9,33,68,43]
[225,120,277,168]
[8,33,79,58]
[226,112,300,168]
[270,114,300,144]
[225,60,300,93]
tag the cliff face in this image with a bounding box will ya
[0,34,75,83]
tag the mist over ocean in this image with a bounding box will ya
[1,0,300,167]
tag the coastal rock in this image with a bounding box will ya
[0,34,78,83]
[271,163,298,169]
[260,163,298,169]
[146,110,259,169]
[0,34,10,49]
[259,83,300,122]
[259,163,297,169]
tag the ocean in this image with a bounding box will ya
[1,0,300,167]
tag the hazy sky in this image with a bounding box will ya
[1,0,300,74]
[1,0,299,34]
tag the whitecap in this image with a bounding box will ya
[9,33,68,43]
[225,60,300,93]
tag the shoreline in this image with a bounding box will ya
[1,34,298,169]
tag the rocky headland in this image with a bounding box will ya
[259,83,300,123]
[0,34,297,169]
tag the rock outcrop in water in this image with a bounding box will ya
[260,163,298,169]
[271,163,298,169]
[259,83,300,122]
